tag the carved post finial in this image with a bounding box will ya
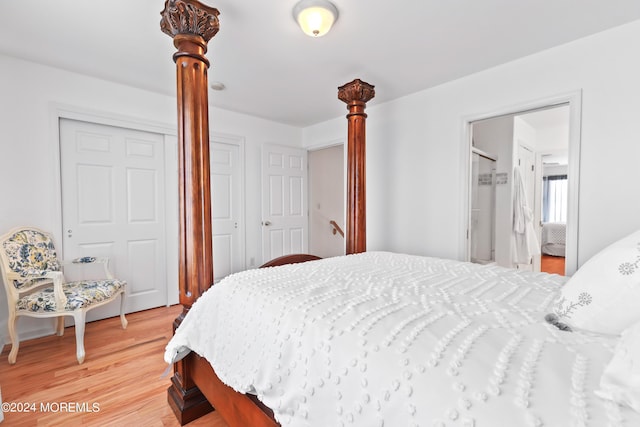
[161,0,220,42]
[161,0,220,66]
[338,79,376,108]
[338,79,375,255]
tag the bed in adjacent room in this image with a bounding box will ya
[542,222,567,257]
[160,1,640,426]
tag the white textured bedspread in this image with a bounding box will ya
[165,252,638,426]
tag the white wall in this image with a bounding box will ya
[303,19,640,268]
[0,55,302,345]
[536,123,569,153]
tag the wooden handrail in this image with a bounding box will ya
[329,220,345,238]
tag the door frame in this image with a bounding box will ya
[49,103,178,304]
[460,90,582,275]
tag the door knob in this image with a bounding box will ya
[262,221,272,226]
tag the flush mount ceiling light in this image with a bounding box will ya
[293,0,339,37]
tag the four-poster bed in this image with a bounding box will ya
[161,1,640,426]
[160,1,374,424]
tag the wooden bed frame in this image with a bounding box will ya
[160,1,374,425]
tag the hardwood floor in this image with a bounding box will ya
[0,305,229,426]
[541,254,565,276]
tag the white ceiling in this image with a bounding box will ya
[518,106,570,131]
[3,1,640,127]
[519,106,571,165]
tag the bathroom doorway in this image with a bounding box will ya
[465,94,580,275]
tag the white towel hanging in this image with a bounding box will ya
[512,166,540,266]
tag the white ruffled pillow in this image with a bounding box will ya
[596,321,640,412]
[552,230,640,335]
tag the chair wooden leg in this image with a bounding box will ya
[73,311,86,364]
[7,312,18,364]
[55,316,65,336]
[119,290,128,329]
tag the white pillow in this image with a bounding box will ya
[596,321,640,412]
[552,229,640,335]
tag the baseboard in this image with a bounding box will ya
[1,321,55,346]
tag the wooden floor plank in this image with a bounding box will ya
[0,305,228,426]
[541,254,565,276]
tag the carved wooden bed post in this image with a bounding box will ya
[338,79,375,254]
[160,0,220,423]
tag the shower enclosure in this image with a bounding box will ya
[470,149,497,264]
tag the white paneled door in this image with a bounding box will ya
[517,143,540,272]
[261,144,308,263]
[59,118,167,321]
[211,140,244,282]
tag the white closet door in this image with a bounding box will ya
[59,118,167,319]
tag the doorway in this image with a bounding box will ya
[465,93,580,275]
[308,144,345,258]
[518,107,571,275]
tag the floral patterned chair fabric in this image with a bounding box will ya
[0,227,127,364]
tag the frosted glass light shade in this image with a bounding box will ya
[293,0,338,37]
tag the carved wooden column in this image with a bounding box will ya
[161,0,219,424]
[338,79,375,254]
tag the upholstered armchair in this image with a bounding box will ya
[0,227,127,364]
